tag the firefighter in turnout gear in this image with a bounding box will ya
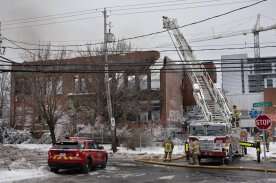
[231,105,241,127]
[163,137,174,162]
[264,131,271,152]
[254,132,262,163]
[190,138,200,165]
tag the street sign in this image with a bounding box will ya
[253,101,272,108]
[111,117,115,127]
[249,108,262,119]
[255,114,272,130]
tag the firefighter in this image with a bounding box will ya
[264,131,271,152]
[240,129,248,155]
[231,105,241,127]
[163,137,174,162]
[254,132,262,163]
[190,138,200,165]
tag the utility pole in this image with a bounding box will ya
[0,21,5,55]
[103,8,117,152]
[254,14,261,59]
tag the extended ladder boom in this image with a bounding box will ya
[162,16,232,123]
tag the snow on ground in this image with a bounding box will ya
[1,140,276,182]
[244,141,276,160]
[9,144,51,152]
[5,140,276,159]
[0,167,56,183]
[103,144,184,160]
[8,141,276,160]
[159,175,175,180]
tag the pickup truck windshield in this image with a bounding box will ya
[53,142,84,149]
[207,126,226,136]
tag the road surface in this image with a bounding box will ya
[15,159,276,183]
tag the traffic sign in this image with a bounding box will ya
[249,108,262,119]
[111,117,115,127]
[253,101,272,108]
[255,114,272,130]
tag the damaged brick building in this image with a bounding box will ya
[160,57,217,127]
[10,51,160,133]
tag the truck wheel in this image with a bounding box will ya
[82,159,92,174]
[101,156,108,169]
[50,168,59,173]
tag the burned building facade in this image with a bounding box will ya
[160,57,217,127]
[10,51,160,133]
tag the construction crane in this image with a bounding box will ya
[162,16,232,124]
[191,14,276,59]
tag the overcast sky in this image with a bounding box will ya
[1,0,276,62]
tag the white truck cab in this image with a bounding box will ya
[188,121,241,163]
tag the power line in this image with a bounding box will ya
[4,10,101,26]
[4,38,36,57]
[3,67,275,74]
[111,0,252,12]
[3,44,276,53]
[2,0,242,26]
[3,0,267,48]
[3,0,186,24]
[3,8,101,24]
[6,57,276,68]
[3,15,102,31]
[112,0,257,16]
[1,0,267,36]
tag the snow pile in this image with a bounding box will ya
[0,167,55,183]
[13,144,51,152]
[9,158,35,169]
[0,145,47,171]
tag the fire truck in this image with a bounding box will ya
[162,17,242,163]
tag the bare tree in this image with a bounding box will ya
[30,45,66,144]
[0,72,10,120]
[81,41,152,148]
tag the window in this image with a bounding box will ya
[74,75,88,93]
[46,77,63,95]
[15,78,25,95]
[46,80,53,95]
[190,126,205,136]
[56,78,63,95]
[140,112,148,122]
[267,79,273,88]
[87,142,98,149]
[207,126,226,136]
[139,75,147,90]
[151,110,160,121]
[128,75,135,89]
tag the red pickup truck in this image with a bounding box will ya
[48,137,108,173]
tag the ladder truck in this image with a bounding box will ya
[162,16,242,163]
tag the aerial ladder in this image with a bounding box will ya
[162,16,232,125]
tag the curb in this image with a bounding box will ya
[135,159,276,173]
